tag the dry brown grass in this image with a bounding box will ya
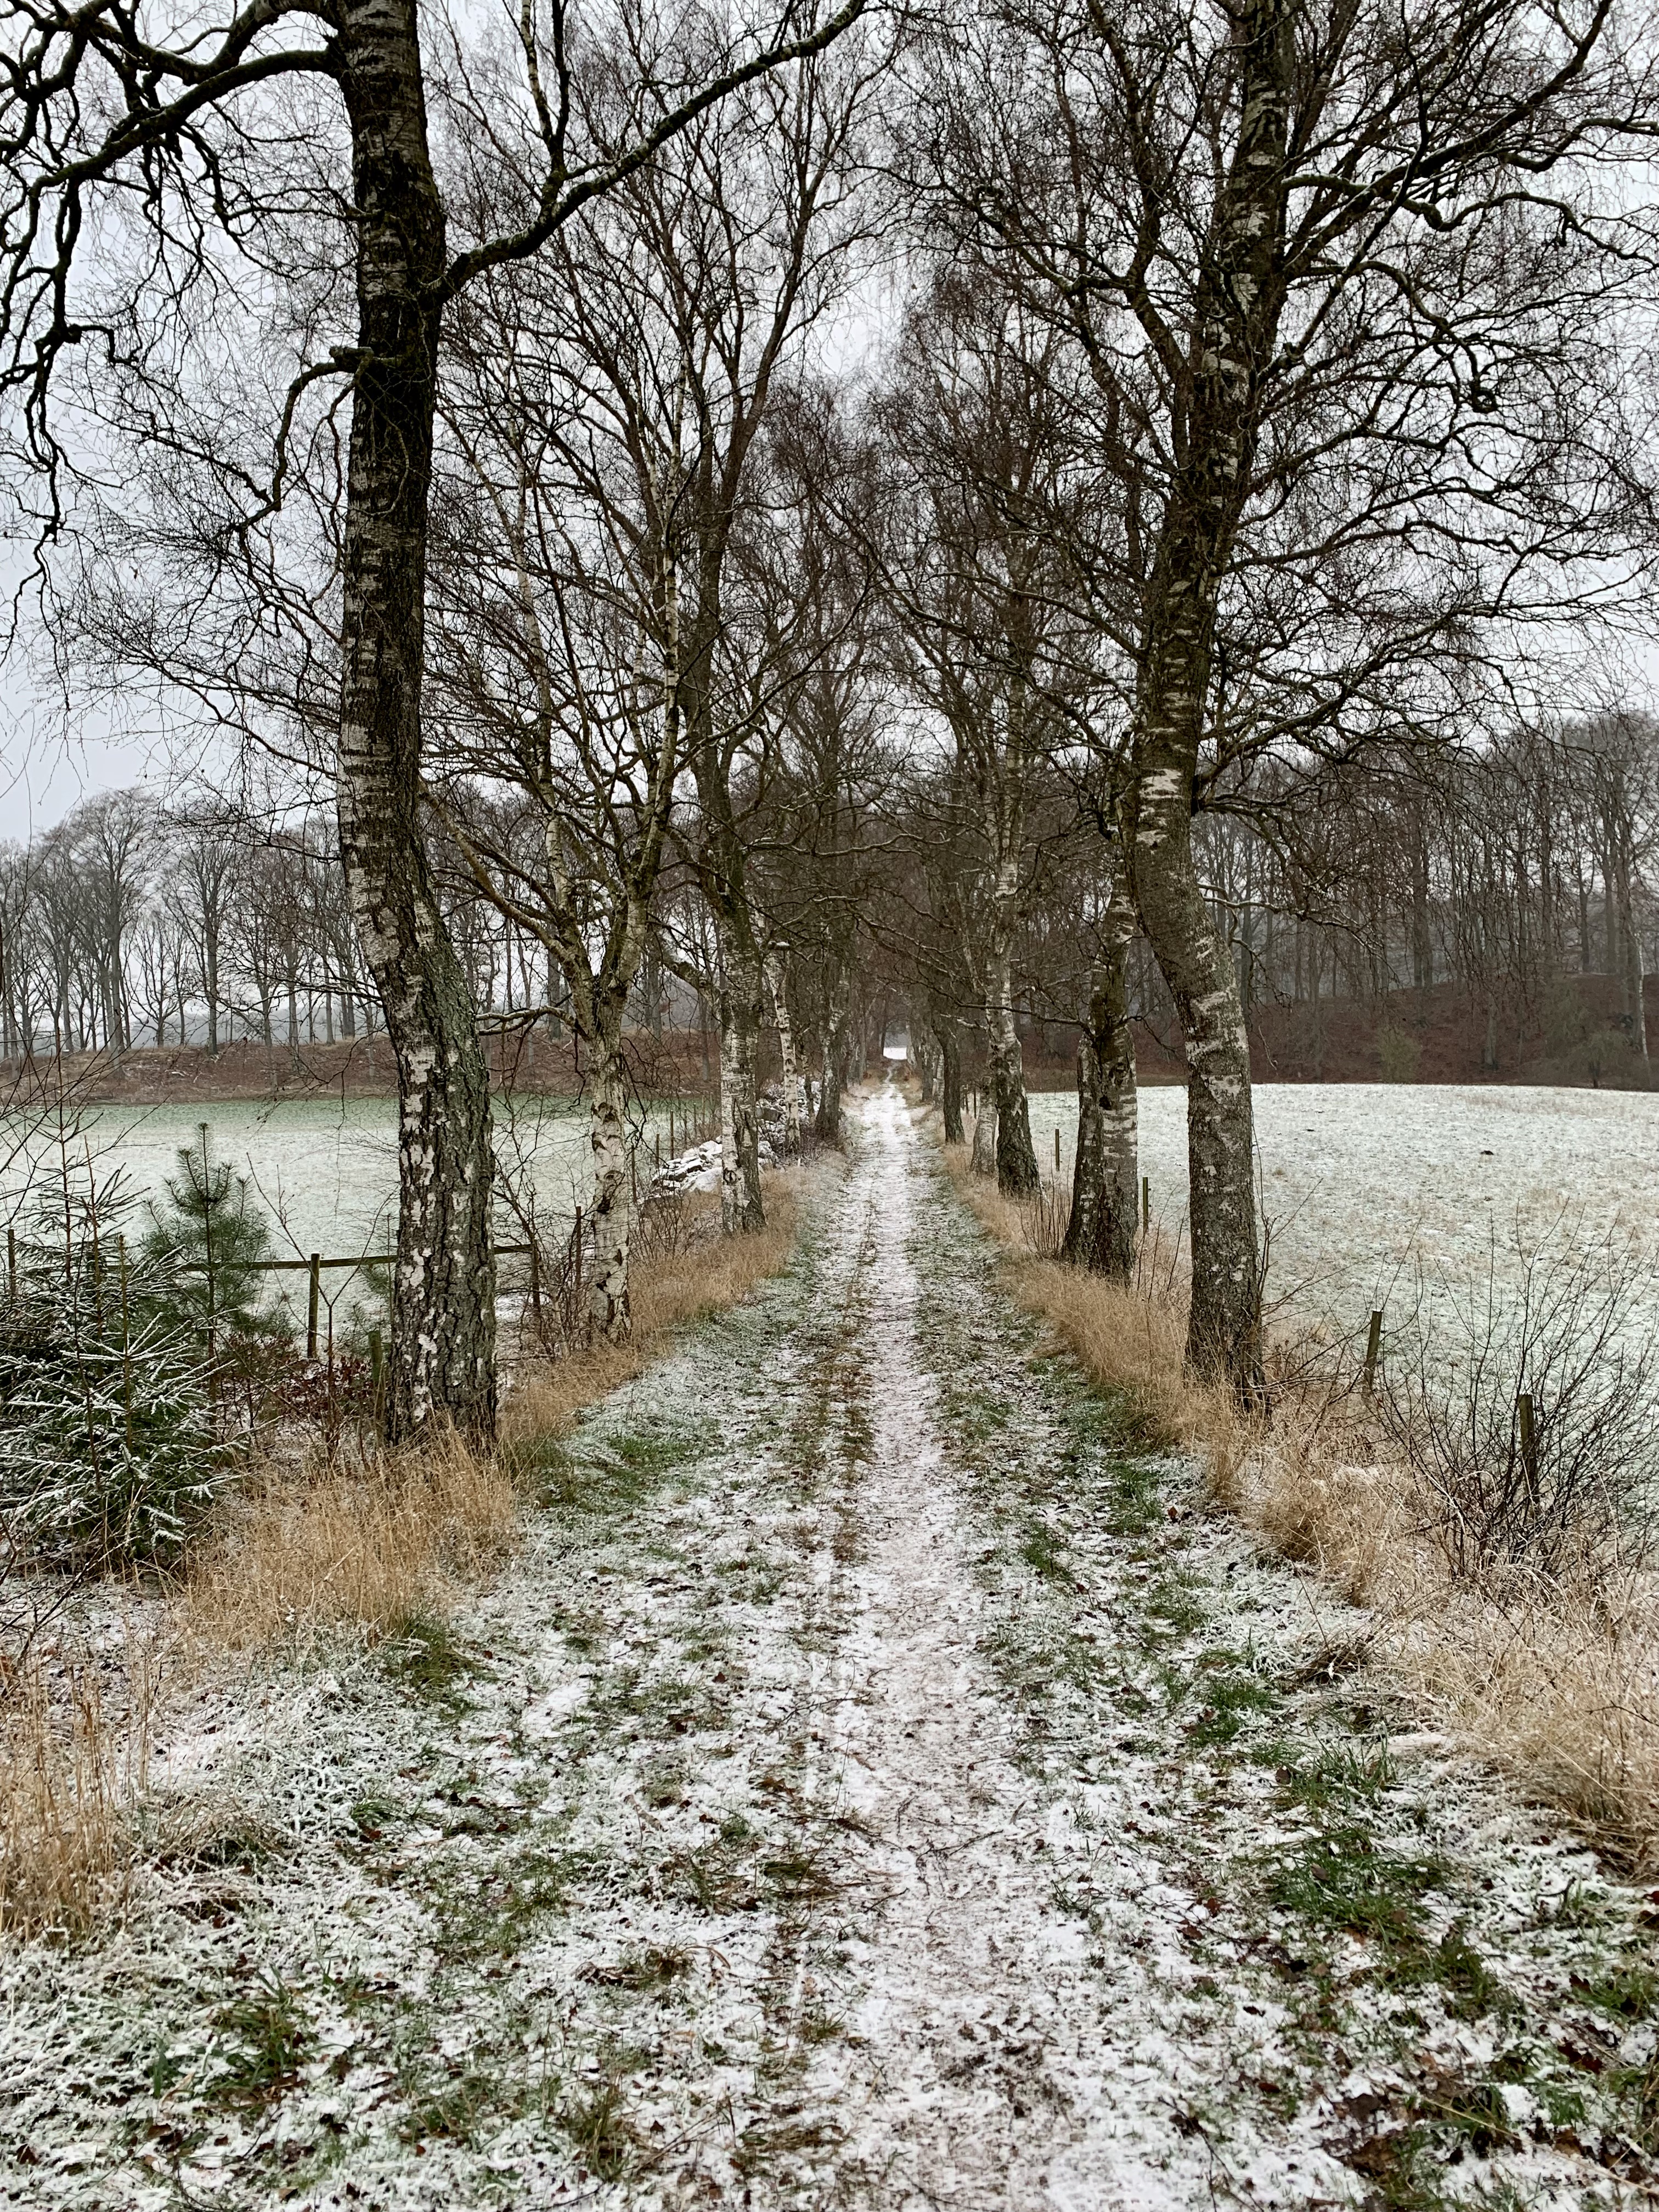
[0,1649,153,1937]
[938,1143,1258,1488]
[937,1123,1659,1869]
[180,1429,520,1652]
[185,1171,808,1653]
[503,1173,802,1444]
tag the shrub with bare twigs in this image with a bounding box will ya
[1376,1224,1659,1585]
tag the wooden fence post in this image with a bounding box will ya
[1518,1392,1539,1507]
[118,1234,133,1449]
[1362,1309,1384,1396]
[1141,1175,1150,1234]
[307,1254,321,1362]
[1053,1126,1060,1175]
[529,1238,542,1317]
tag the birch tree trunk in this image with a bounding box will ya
[765,952,802,1153]
[936,1019,964,1142]
[1122,0,1287,1396]
[815,964,851,1142]
[585,1029,631,1343]
[718,927,766,1232]
[1063,856,1138,1280]
[985,937,1040,1198]
[334,0,496,1441]
[1129,778,1260,1384]
[971,1092,997,1174]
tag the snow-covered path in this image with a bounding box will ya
[5,1085,1659,2208]
[765,1085,1240,2203]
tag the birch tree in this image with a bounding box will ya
[742,384,889,1147]
[426,315,691,1343]
[879,273,1094,1198]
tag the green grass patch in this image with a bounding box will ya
[157,1809,287,1872]
[1269,1827,1449,1948]
[732,2111,844,2179]
[381,1612,480,1704]
[666,1839,758,1913]
[1609,2048,1659,2147]
[1277,1740,1397,1815]
[562,2077,637,2181]
[514,1414,716,1516]
[1429,1921,1511,2019]
[1183,1654,1280,1746]
[1412,2073,1517,2158]
[1019,1517,1074,1585]
[208,1974,314,2108]
[1143,1576,1207,1637]
[602,1418,717,1486]
[1578,1957,1659,2019]
[588,1664,723,1740]
[348,1791,401,1841]
[403,2065,501,2145]
[426,1840,573,1960]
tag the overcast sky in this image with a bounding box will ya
[0,715,165,843]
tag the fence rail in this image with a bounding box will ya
[229,1246,538,1273]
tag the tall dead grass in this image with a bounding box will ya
[185,1172,805,1651]
[938,1128,1659,1869]
[939,1147,1258,1492]
[180,1429,520,1651]
[0,1649,153,1937]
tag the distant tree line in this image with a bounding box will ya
[0,797,371,1062]
[1190,713,1659,1076]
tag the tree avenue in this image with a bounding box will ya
[4,0,1659,1425]
[907,0,1659,1390]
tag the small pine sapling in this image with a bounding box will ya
[0,1165,227,1568]
[138,1125,284,1359]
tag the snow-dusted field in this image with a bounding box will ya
[1025,1081,1659,1342]
[0,1095,682,1263]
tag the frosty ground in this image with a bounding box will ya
[5,1088,1659,2208]
[0,1092,686,1277]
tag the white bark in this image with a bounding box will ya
[586,1036,630,1344]
[765,952,802,1153]
[971,1097,997,1176]
[718,923,765,1232]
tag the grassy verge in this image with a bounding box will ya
[1,1170,812,1938]
[914,1134,1659,2201]
[501,1173,801,1440]
[934,1122,1659,1872]
[185,1171,805,1654]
